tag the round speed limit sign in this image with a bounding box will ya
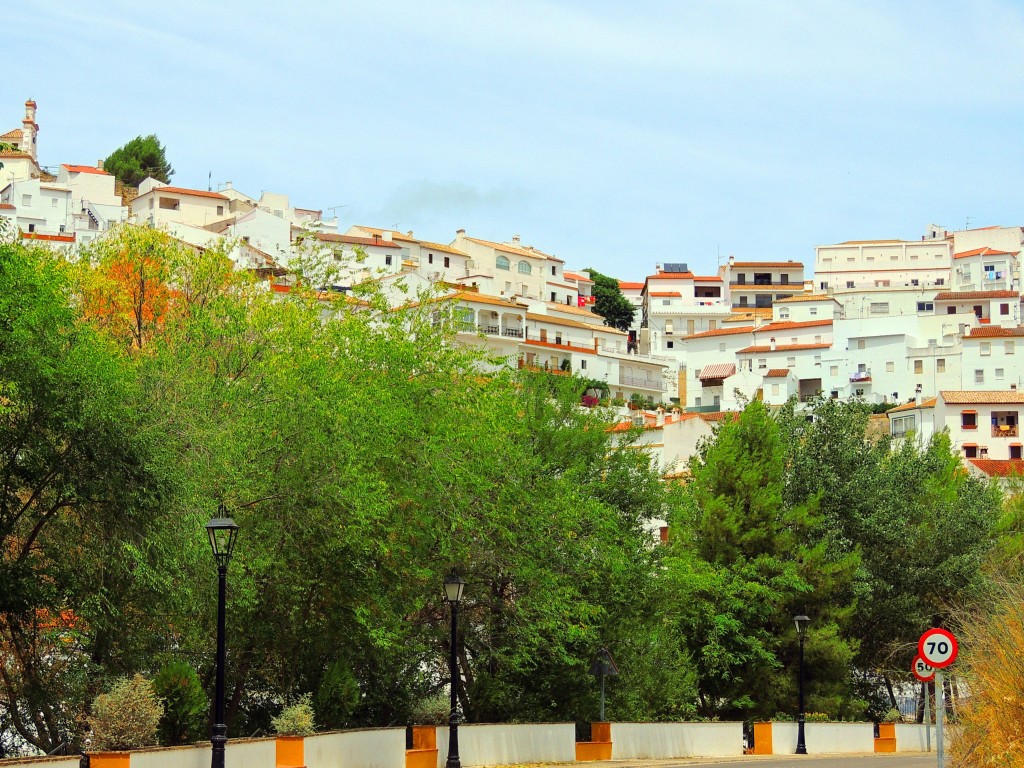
[912,656,935,682]
[918,628,958,669]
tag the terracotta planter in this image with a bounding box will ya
[276,735,306,768]
[89,753,131,768]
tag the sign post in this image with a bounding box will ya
[918,629,959,768]
[912,656,935,753]
[589,648,619,721]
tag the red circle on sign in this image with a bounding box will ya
[912,655,935,682]
[918,628,958,669]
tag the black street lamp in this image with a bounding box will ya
[794,614,810,755]
[442,573,466,768]
[206,509,239,768]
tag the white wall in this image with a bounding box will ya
[771,722,875,754]
[609,722,743,758]
[306,728,406,768]
[894,723,934,753]
[434,723,576,767]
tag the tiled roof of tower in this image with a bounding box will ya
[755,319,833,333]
[935,290,1019,300]
[940,391,1024,404]
[61,164,110,175]
[0,129,22,140]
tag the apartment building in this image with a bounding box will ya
[718,257,804,309]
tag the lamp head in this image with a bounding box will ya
[794,614,810,636]
[443,572,465,605]
[205,504,239,567]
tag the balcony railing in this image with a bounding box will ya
[501,328,524,338]
[992,425,1019,437]
[478,324,500,334]
[619,375,662,390]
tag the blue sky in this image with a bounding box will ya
[7,1,1024,280]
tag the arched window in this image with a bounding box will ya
[518,260,532,274]
[496,255,510,270]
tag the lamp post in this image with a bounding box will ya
[794,614,810,755]
[206,509,239,768]
[442,573,466,768]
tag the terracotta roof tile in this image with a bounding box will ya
[463,236,562,262]
[316,233,401,249]
[419,240,468,257]
[564,271,593,283]
[935,290,1019,300]
[353,226,419,243]
[693,276,723,282]
[698,363,736,380]
[618,281,645,290]
[139,186,228,200]
[61,164,110,176]
[738,342,831,354]
[774,294,837,304]
[969,459,1024,477]
[729,261,804,268]
[683,325,755,340]
[954,247,1018,259]
[650,291,681,297]
[887,397,937,413]
[0,129,22,140]
[647,272,694,280]
[764,368,790,378]
[965,326,1024,338]
[0,203,14,210]
[941,390,1024,404]
[756,319,833,333]
[526,311,626,334]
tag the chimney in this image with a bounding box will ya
[770,337,776,351]
[914,383,923,405]
[224,181,233,190]
[512,234,521,245]
[456,228,465,236]
[382,231,392,242]
[407,230,414,237]
[656,407,665,427]
[96,159,104,171]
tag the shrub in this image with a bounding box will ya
[87,675,164,751]
[271,694,316,736]
[153,661,207,746]
[805,712,830,722]
[410,693,450,725]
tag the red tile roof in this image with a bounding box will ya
[316,233,401,249]
[61,164,110,176]
[941,390,1024,404]
[618,281,644,290]
[564,271,593,283]
[775,294,836,304]
[648,272,695,280]
[0,129,22,140]
[935,290,1019,300]
[683,325,755,340]
[764,368,790,378]
[887,397,937,413]
[969,459,1024,477]
[756,319,833,333]
[954,247,1018,259]
[729,261,803,268]
[21,232,75,243]
[693,276,723,282]
[142,186,228,200]
[738,343,831,354]
[965,326,1024,338]
[0,203,14,210]
[650,291,681,297]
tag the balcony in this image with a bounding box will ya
[619,375,662,390]
[478,324,499,335]
[993,425,1019,438]
[501,328,524,338]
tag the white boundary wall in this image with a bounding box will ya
[894,723,937,753]
[307,728,406,768]
[434,723,576,768]
[771,722,874,754]
[609,722,743,758]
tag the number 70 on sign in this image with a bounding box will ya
[918,628,958,669]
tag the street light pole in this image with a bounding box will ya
[443,573,466,768]
[206,510,239,768]
[794,614,810,755]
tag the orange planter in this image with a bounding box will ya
[276,735,306,768]
[576,721,612,762]
[751,722,772,755]
[875,722,896,753]
[406,726,438,768]
[89,753,131,768]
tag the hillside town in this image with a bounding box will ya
[4,98,1022,483]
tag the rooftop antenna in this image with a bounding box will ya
[326,204,348,218]
[208,171,212,192]
[965,216,973,230]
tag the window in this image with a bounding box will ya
[51,198,58,208]
[428,254,434,264]
[996,368,1005,380]
[21,194,31,206]
[772,383,780,396]
[814,335,822,343]
[496,255,510,270]
[809,307,818,316]
[518,261,531,274]
[936,278,945,285]
[875,280,891,288]
[1007,341,1016,355]
[739,296,749,307]
[917,302,934,311]
[962,412,977,429]
[719,342,726,352]
[886,361,894,372]
[578,359,586,370]
[981,342,992,356]
[159,197,179,210]
[813,354,821,366]
[666,341,674,349]
[786,356,796,368]
[1001,303,1010,316]
[914,360,923,374]
[975,369,985,384]
[869,302,889,314]
[892,415,915,437]
[665,321,673,335]
[911,279,919,287]
[216,205,224,216]
[964,445,978,458]
[662,299,671,305]
[857,339,866,350]
[910,253,919,260]
[444,256,450,268]
[937,358,946,373]
[385,255,393,266]
[551,266,557,276]
[846,281,855,288]
[27,223,35,232]
[830,365,839,376]
[550,292,557,301]
[757,358,767,370]
[780,309,790,319]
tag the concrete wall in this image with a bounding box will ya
[771,722,875,754]
[434,723,576,768]
[130,738,271,768]
[894,723,935,753]
[306,728,406,768]
[0,759,80,768]
[609,722,743,758]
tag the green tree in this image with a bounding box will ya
[153,662,207,746]
[584,268,635,332]
[103,135,174,186]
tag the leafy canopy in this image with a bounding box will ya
[584,268,635,332]
[103,134,174,186]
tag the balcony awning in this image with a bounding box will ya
[961,409,978,414]
[698,363,736,380]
